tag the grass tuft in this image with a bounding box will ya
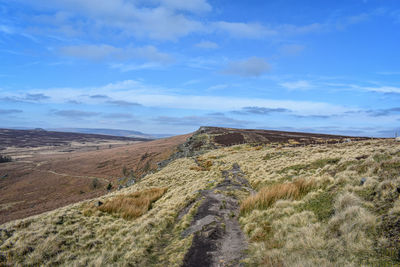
[98,187,167,220]
[278,157,340,174]
[240,179,315,214]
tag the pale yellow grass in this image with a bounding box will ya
[0,157,222,266]
[205,139,400,266]
[1,139,400,266]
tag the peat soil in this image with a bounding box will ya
[181,163,255,267]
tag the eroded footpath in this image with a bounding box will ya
[181,163,254,267]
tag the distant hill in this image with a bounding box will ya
[47,128,172,139]
[0,128,151,150]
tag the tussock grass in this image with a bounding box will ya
[279,157,341,174]
[2,139,400,266]
[98,187,167,220]
[0,157,219,266]
[189,157,213,171]
[240,179,315,214]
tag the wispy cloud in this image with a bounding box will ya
[60,44,172,63]
[207,84,229,91]
[280,80,313,90]
[366,107,400,117]
[213,21,276,38]
[279,44,305,56]
[222,57,270,77]
[90,94,110,99]
[233,106,289,115]
[0,109,23,115]
[355,85,400,94]
[51,109,100,118]
[194,40,219,49]
[106,100,141,107]
[102,113,135,119]
[22,0,207,41]
[15,80,355,115]
[109,62,163,72]
[24,93,50,101]
[153,114,250,127]
[0,93,50,103]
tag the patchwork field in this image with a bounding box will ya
[1,128,399,266]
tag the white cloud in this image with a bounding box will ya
[277,23,323,35]
[223,57,270,77]
[157,0,211,13]
[60,44,118,60]
[359,86,400,94]
[213,21,276,38]
[207,84,229,91]
[0,25,14,34]
[60,44,172,63]
[195,40,219,49]
[22,0,206,40]
[110,63,162,72]
[280,80,313,90]
[13,80,355,116]
[279,44,305,55]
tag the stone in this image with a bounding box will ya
[360,177,367,186]
[94,201,103,207]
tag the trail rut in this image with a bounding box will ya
[181,163,254,267]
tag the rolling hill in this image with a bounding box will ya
[1,127,399,266]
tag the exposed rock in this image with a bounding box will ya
[94,201,103,207]
[360,177,367,186]
[181,164,253,267]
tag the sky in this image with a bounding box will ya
[0,0,399,136]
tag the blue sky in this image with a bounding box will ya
[0,0,399,136]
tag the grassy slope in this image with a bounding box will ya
[1,139,400,266]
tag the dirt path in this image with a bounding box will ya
[181,163,254,267]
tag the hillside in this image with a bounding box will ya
[1,128,399,266]
[47,128,165,139]
[0,128,150,151]
[0,131,190,224]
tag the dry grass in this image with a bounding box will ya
[98,187,167,220]
[240,179,315,214]
[189,157,213,171]
[0,157,220,266]
[2,138,400,266]
[205,138,400,266]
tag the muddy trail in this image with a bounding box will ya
[181,163,255,267]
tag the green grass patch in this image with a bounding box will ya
[381,161,400,171]
[335,160,358,173]
[356,186,376,202]
[298,191,335,222]
[373,153,392,163]
[278,158,341,174]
